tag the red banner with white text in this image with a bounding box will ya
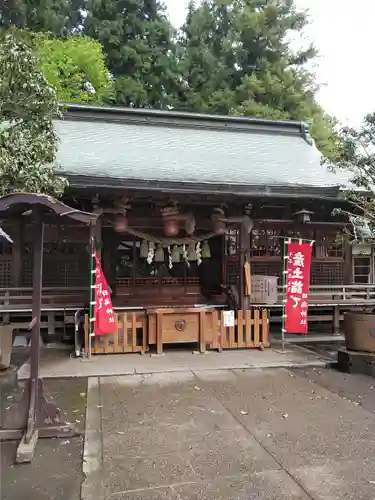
[93,250,116,335]
[284,242,312,334]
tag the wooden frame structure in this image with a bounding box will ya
[0,193,97,463]
[0,105,369,365]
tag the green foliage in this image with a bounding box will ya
[0,0,339,159]
[36,35,114,104]
[175,0,337,159]
[0,31,67,196]
[0,0,84,37]
[84,0,179,107]
[333,114,375,192]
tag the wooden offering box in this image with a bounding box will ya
[147,307,217,353]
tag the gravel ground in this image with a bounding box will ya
[1,377,87,500]
[293,365,375,414]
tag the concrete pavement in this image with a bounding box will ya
[82,368,375,500]
[17,345,329,380]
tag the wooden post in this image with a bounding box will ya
[199,310,206,353]
[239,225,245,312]
[94,214,102,259]
[344,243,353,284]
[240,222,251,313]
[11,219,22,286]
[156,312,163,355]
[333,305,340,335]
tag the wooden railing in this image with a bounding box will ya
[0,287,88,311]
[255,284,375,307]
[116,277,201,287]
[84,308,269,355]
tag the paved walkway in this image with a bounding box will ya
[17,345,328,380]
[82,368,375,500]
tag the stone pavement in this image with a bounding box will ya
[17,344,328,380]
[1,378,87,500]
[82,368,375,500]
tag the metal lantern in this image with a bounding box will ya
[294,209,314,224]
[114,214,128,233]
[164,217,179,236]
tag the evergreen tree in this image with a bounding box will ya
[0,31,66,196]
[83,0,179,107]
[0,0,84,37]
[175,0,337,158]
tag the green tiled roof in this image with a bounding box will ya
[55,104,349,191]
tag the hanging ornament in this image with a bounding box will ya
[140,240,148,258]
[168,246,173,269]
[196,242,202,265]
[155,244,164,262]
[147,242,155,264]
[164,217,179,236]
[114,214,128,233]
[187,243,197,261]
[184,213,196,235]
[171,245,180,263]
[182,244,190,268]
[201,240,211,259]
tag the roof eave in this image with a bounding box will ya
[60,102,309,137]
[65,174,343,200]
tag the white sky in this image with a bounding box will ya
[165,0,375,127]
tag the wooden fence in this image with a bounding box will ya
[84,312,147,355]
[84,308,269,355]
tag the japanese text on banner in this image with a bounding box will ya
[93,250,116,335]
[284,242,312,334]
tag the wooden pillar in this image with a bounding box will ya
[333,305,340,335]
[93,212,102,259]
[11,219,22,286]
[103,227,115,283]
[240,223,251,312]
[344,243,353,284]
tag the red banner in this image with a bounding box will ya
[93,250,116,335]
[284,242,312,334]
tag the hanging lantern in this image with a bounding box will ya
[155,244,165,262]
[171,245,180,263]
[140,240,148,258]
[114,214,128,233]
[201,240,211,259]
[164,217,179,236]
[213,218,226,235]
[187,243,197,261]
[293,209,314,224]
